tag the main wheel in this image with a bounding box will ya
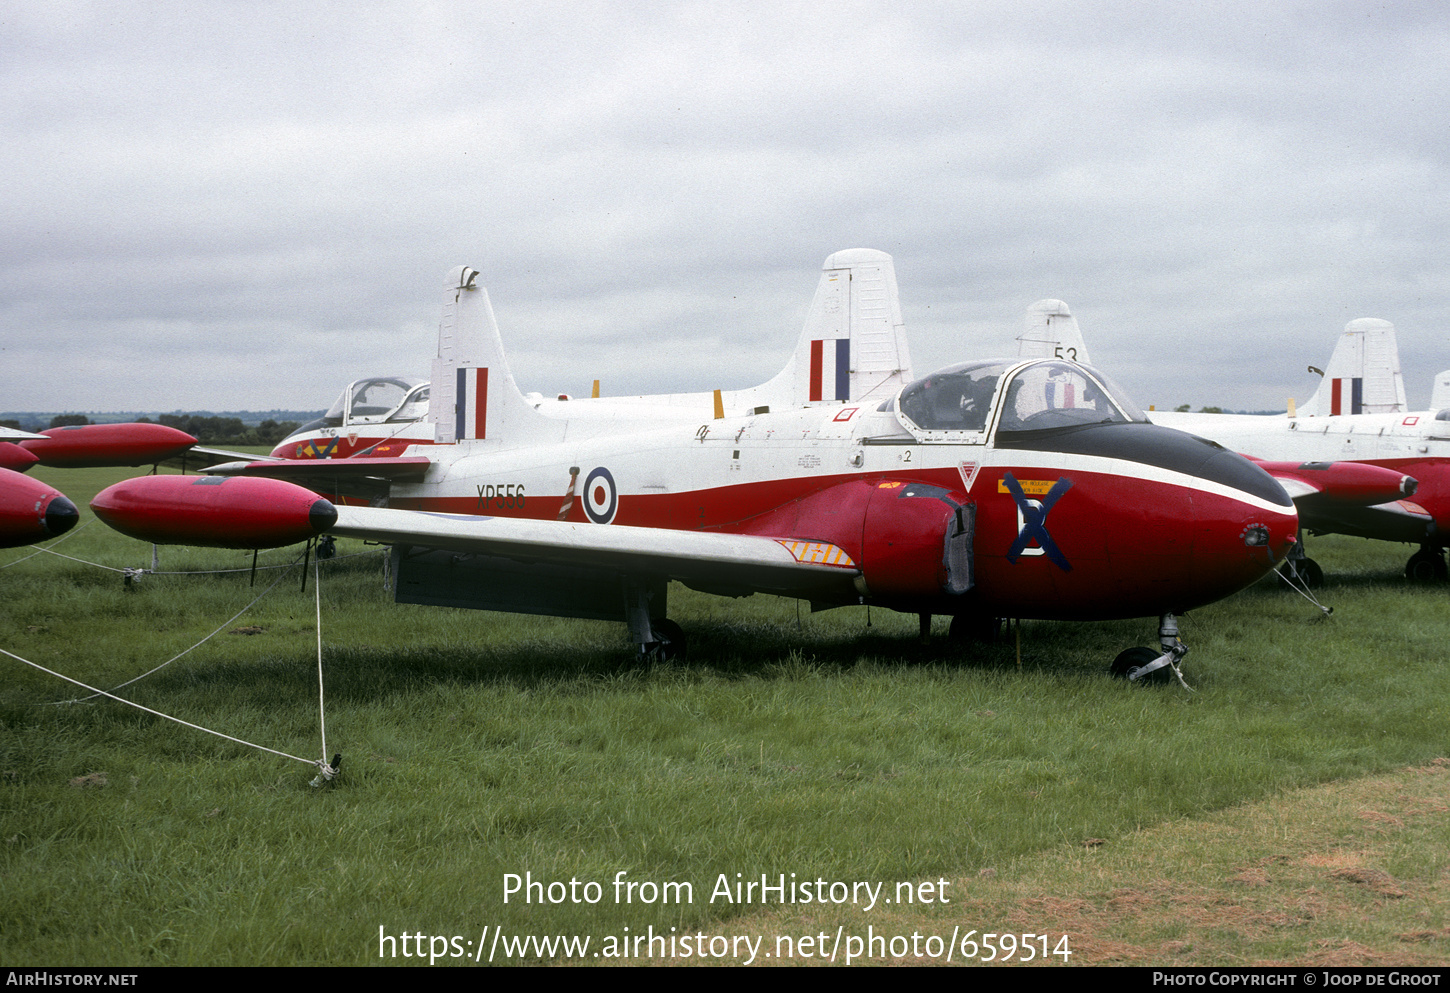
[1280,557,1323,588]
[1405,549,1448,583]
[949,614,1001,643]
[647,618,687,662]
[1111,646,1171,684]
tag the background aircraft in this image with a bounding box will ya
[92,253,1302,684]
[1020,309,1449,582]
[258,248,916,462]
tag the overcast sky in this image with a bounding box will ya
[3,1,1448,415]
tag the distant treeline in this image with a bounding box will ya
[153,414,302,445]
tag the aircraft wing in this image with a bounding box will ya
[157,445,274,472]
[197,456,434,501]
[0,426,48,441]
[328,505,861,600]
[200,456,433,481]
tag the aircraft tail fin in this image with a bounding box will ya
[1016,299,1092,366]
[430,266,560,447]
[1301,318,1407,417]
[1430,369,1450,412]
[753,248,913,409]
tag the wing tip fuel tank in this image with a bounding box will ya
[21,423,199,468]
[91,475,337,549]
[0,467,79,547]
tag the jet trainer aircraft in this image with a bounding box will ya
[92,251,1304,683]
[1020,309,1447,583]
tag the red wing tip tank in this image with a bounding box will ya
[91,475,338,549]
[0,467,80,547]
[1251,459,1418,503]
[0,442,41,473]
[20,423,199,468]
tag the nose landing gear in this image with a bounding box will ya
[1280,531,1323,588]
[1111,613,1192,689]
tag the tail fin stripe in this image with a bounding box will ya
[455,367,489,440]
[455,368,468,437]
[834,339,850,401]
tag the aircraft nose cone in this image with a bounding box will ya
[309,498,338,534]
[44,494,79,538]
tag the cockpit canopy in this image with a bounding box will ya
[323,376,430,426]
[895,359,1147,442]
[283,376,431,442]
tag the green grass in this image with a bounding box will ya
[1,464,1447,965]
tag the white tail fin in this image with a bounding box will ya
[1301,318,1408,417]
[565,248,914,416]
[430,266,561,447]
[1016,299,1092,366]
[1431,369,1450,411]
[749,248,913,409]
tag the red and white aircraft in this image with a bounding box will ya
[93,252,1306,683]
[1020,308,1445,582]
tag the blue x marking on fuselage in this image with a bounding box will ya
[1003,472,1073,571]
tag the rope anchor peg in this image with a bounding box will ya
[310,753,343,788]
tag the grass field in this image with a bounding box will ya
[1,463,1447,966]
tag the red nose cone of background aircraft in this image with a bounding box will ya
[91,475,338,549]
[20,423,198,468]
[0,467,79,548]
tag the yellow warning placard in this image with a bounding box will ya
[997,478,1056,496]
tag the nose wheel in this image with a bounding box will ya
[1111,613,1191,689]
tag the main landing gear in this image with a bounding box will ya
[1111,613,1191,689]
[1405,545,1449,583]
[1279,532,1323,588]
[644,618,687,662]
[947,613,1002,643]
[624,583,686,662]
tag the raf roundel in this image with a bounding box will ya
[583,466,618,524]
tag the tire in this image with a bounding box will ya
[649,618,687,662]
[1278,557,1323,588]
[1111,646,1170,684]
[1405,549,1448,583]
[1293,558,1324,588]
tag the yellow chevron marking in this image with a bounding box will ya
[776,540,857,568]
